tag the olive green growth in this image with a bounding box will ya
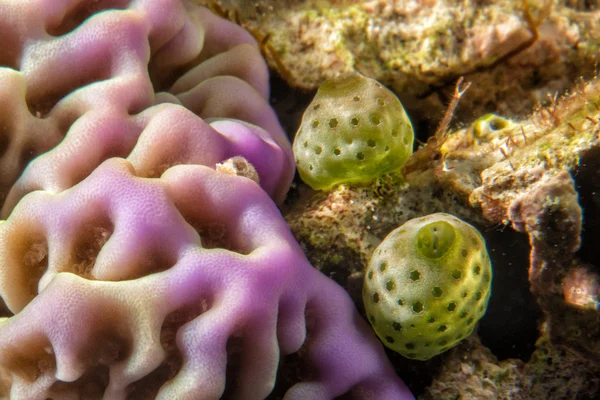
[363,213,492,360]
[293,73,414,190]
[472,113,512,140]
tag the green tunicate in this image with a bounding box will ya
[293,73,414,190]
[472,113,511,140]
[363,213,492,360]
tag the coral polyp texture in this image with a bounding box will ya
[0,0,293,209]
[363,213,492,360]
[293,73,414,190]
[0,159,413,399]
[0,0,414,399]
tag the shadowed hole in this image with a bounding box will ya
[72,218,113,278]
[51,365,110,398]
[370,114,381,125]
[351,117,359,126]
[329,118,338,128]
[15,232,49,304]
[409,270,420,281]
[129,301,209,398]
[412,301,424,313]
[432,287,443,297]
[372,292,379,303]
[447,302,457,312]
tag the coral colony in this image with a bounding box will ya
[0,1,413,399]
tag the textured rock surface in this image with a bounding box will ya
[195,0,600,123]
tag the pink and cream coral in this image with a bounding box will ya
[0,0,414,399]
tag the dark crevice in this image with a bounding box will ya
[72,219,113,279]
[26,70,110,118]
[477,227,541,361]
[125,307,198,399]
[574,146,600,267]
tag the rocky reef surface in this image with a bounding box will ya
[196,0,600,125]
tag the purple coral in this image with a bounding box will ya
[0,0,292,209]
[0,0,413,398]
[0,159,412,399]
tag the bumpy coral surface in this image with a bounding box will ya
[293,73,413,190]
[0,0,294,209]
[363,213,492,360]
[0,159,412,399]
